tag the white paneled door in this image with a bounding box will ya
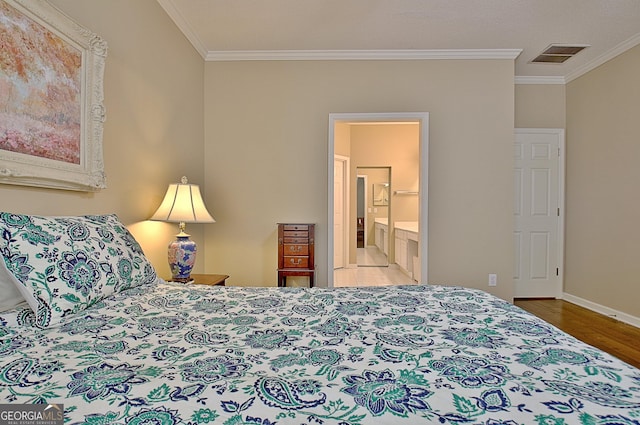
[514,129,564,298]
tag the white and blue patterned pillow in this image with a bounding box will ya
[0,263,24,312]
[0,213,158,328]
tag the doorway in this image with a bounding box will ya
[327,112,429,288]
[356,167,391,267]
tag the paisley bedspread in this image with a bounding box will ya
[1,281,639,425]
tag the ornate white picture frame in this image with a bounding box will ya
[0,0,107,191]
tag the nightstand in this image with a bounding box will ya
[189,273,228,286]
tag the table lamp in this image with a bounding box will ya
[150,176,215,282]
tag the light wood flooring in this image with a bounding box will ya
[515,298,640,369]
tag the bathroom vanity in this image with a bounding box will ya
[394,221,420,281]
[374,218,388,255]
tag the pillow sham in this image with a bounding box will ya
[0,264,25,312]
[0,213,157,328]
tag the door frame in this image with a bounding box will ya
[356,173,368,249]
[327,112,429,287]
[514,128,565,298]
[333,155,350,269]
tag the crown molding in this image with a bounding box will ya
[156,0,208,58]
[565,32,640,83]
[515,76,566,85]
[157,0,638,84]
[205,49,522,62]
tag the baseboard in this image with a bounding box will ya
[562,292,640,329]
[347,263,400,269]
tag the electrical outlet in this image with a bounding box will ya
[488,274,497,287]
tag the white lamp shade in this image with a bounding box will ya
[150,179,215,224]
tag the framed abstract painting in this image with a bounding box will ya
[0,0,107,191]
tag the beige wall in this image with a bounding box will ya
[204,59,515,301]
[565,45,640,318]
[6,2,638,317]
[348,124,419,264]
[0,0,206,279]
[515,84,566,128]
[334,122,351,157]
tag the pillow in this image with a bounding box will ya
[0,263,25,312]
[0,213,157,328]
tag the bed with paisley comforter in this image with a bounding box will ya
[1,213,639,425]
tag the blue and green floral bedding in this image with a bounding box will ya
[1,281,639,424]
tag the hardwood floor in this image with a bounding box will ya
[515,298,640,369]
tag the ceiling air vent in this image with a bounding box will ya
[530,44,589,64]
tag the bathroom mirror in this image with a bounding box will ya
[373,183,389,206]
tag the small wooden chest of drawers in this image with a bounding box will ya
[278,223,315,287]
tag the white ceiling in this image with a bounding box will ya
[158,0,640,83]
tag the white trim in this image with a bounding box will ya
[562,293,640,329]
[206,49,522,62]
[156,0,208,58]
[566,32,640,83]
[334,155,350,270]
[327,112,429,288]
[515,76,566,85]
[157,0,640,82]
[557,130,566,299]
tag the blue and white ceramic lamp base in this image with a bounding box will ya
[168,232,197,282]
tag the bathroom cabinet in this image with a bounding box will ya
[394,222,419,281]
[374,219,388,255]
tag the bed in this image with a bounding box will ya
[1,213,639,425]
